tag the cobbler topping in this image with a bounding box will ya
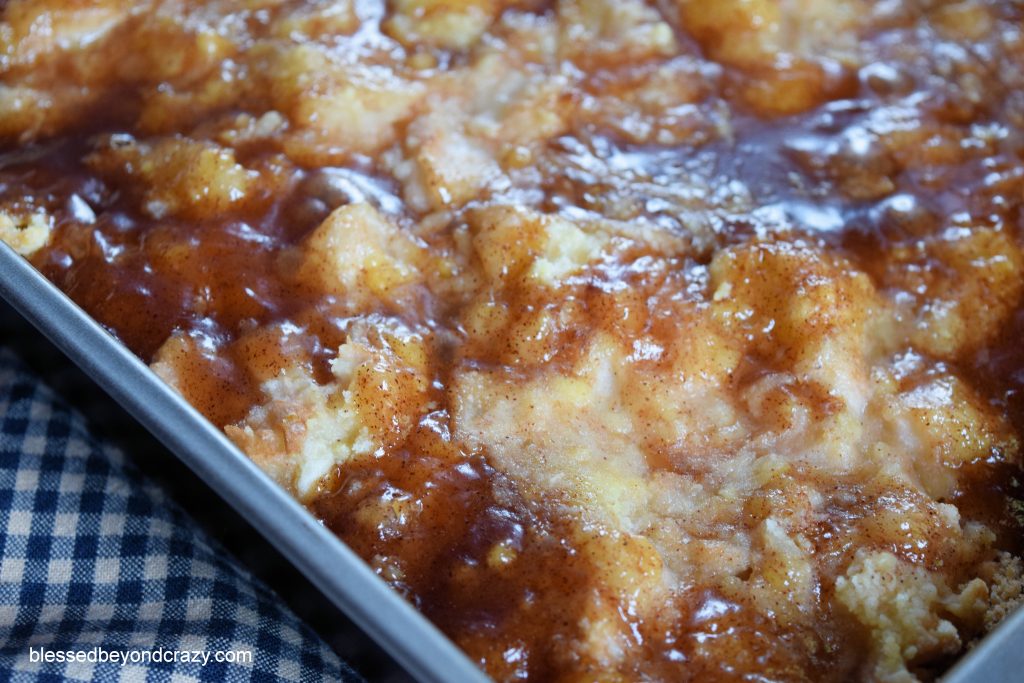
[3,1,1024,680]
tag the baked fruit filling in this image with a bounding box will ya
[3,1,1024,680]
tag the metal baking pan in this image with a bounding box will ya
[1,238,1022,683]
[0,240,488,683]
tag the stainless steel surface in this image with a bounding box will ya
[0,241,489,683]
[943,599,1024,683]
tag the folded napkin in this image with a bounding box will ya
[0,347,362,682]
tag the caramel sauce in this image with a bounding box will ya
[4,1,1024,680]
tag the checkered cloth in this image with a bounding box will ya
[0,347,361,682]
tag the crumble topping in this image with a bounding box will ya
[3,1,1024,680]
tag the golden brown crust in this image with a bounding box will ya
[4,1,1024,680]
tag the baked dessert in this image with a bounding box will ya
[3,1,1024,680]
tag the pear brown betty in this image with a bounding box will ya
[4,1,1024,681]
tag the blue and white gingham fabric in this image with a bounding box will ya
[0,347,360,682]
